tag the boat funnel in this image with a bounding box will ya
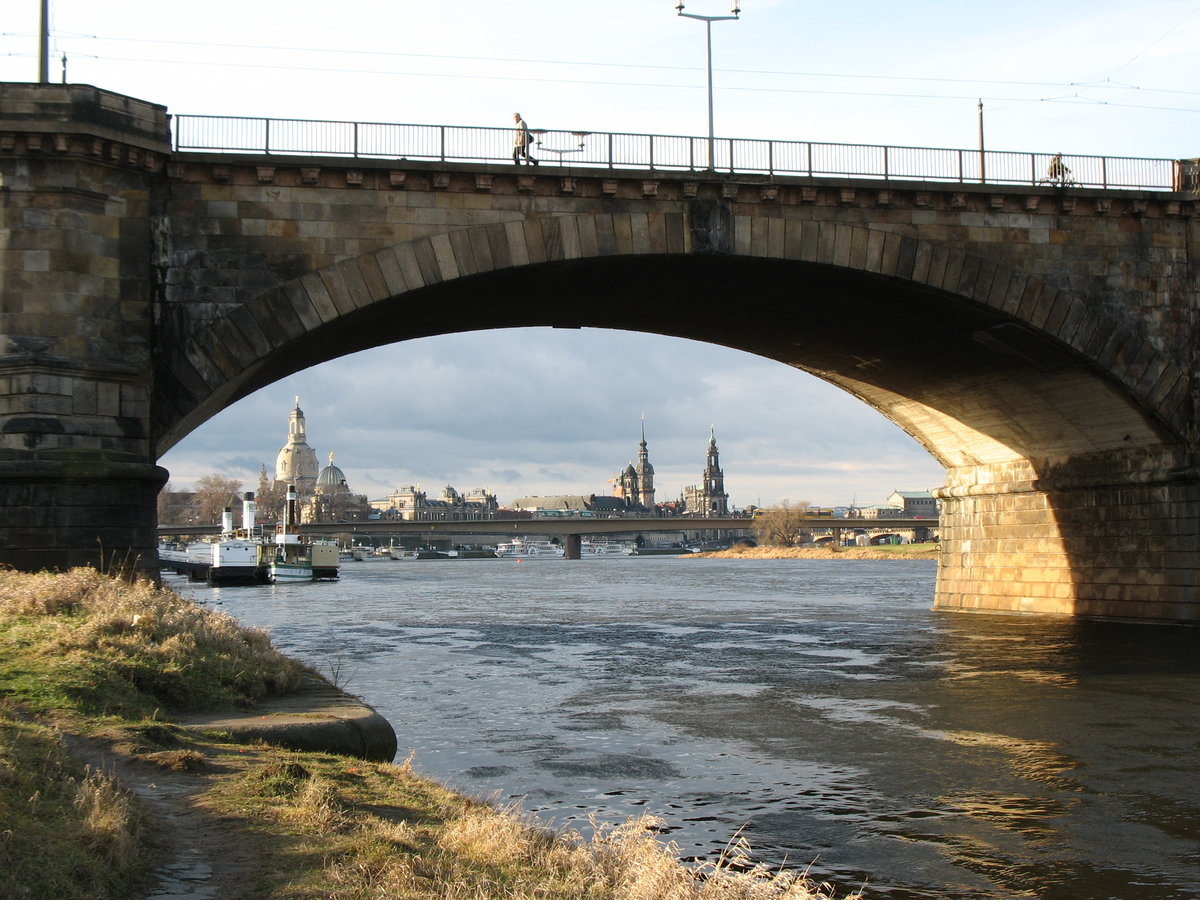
[242,491,256,533]
[221,506,234,534]
[285,484,298,529]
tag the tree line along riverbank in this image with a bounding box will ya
[0,567,863,899]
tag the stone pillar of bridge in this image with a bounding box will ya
[934,451,1200,620]
[0,84,172,574]
[563,534,582,560]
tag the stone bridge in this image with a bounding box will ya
[2,83,1197,620]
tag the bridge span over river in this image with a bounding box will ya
[3,83,1198,621]
[160,517,936,560]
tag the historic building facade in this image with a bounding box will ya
[681,428,729,517]
[369,484,499,521]
[307,453,370,523]
[611,419,656,510]
[885,490,940,518]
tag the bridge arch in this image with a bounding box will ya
[154,212,1194,620]
[5,84,1196,620]
[157,213,1181,471]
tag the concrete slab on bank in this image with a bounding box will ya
[180,674,398,762]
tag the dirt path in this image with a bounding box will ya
[63,732,265,899]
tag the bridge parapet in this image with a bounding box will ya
[171,113,1185,192]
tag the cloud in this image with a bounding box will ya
[157,328,945,509]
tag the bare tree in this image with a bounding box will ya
[157,481,189,525]
[255,465,286,525]
[192,475,244,525]
[752,498,811,547]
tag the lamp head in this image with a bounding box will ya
[731,1,740,14]
[675,1,685,12]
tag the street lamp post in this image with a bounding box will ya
[675,1,741,171]
[39,0,50,84]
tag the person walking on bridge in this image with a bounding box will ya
[512,113,538,165]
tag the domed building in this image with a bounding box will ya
[274,397,320,494]
[266,399,368,523]
[306,452,369,523]
[316,453,348,492]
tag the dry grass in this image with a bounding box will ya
[584,816,858,899]
[210,747,862,900]
[0,704,153,899]
[0,566,305,715]
[73,765,139,868]
[689,544,939,561]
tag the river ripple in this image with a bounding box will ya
[173,556,1200,899]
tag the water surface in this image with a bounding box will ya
[174,557,1200,899]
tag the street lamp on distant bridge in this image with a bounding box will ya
[675,0,741,171]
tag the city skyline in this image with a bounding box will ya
[160,331,945,510]
[5,1,1192,509]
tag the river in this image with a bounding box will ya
[171,556,1200,899]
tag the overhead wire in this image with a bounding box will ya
[8,29,1200,100]
[2,29,1197,114]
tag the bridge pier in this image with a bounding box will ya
[563,534,582,560]
[0,85,171,575]
[934,455,1200,620]
[0,452,168,573]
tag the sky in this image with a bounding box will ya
[3,1,1197,508]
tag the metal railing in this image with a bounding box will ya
[171,115,1182,191]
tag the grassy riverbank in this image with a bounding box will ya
[689,543,940,560]
[0,568,861,899]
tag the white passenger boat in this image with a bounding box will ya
[581,540,635,557]
[494,538,565,559]
[160,498,266,585]
[160,487,338,584]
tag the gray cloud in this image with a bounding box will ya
[159,328,945,508]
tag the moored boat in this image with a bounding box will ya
[160,496,267,585]
[580,540,635,557]
[266,485,339,582]
[160,487,339,584]
[494,538,565,559]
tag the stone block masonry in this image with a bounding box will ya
[3,82,1199,620]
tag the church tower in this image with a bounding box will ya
[633,416,655,509]
[701,426,728,515]
[682,426,729,516]
[274,397,320,494]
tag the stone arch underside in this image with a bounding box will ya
[155,213,1200,619]
[155,216,1185,471]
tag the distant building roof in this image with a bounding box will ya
[512,495,593,511]
[589,495,643,513]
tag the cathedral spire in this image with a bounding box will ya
[633,415,655,509]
